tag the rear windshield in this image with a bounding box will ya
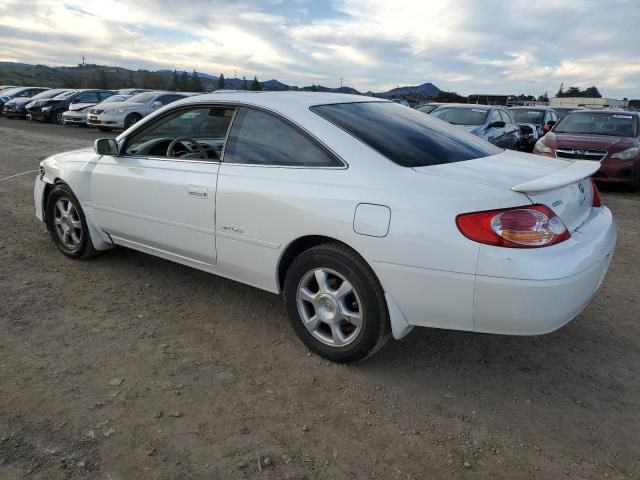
[510,109,545,124]
[553,112,638,137]
[430,106,489,125]
[311,102,501,167]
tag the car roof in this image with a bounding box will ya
[432,103,496,109]
[566,109,639,116]
[179,91,384,110]
[509,106,554,111]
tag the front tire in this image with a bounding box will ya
[52,109,65,125]
[284,243,390,363]
[124,113,142,129]
[45,183,97,259]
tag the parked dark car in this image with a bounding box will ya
[27,89,116,124]
[3,88,69,119]
[508,106,559,151]
[415,102,443,114]
[429,104,521,150]
[553,107,578,120]
[533,110,640,190]
[0,86,49,113]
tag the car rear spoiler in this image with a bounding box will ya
[511,160,600,193]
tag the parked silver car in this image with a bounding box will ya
[87,91,189,131]
[63,94,130,126]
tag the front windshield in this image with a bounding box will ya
[510,109,544,124]
[127,92,158,104]
[101,95,128,104]
[553,112,638,137]
[430,107,488,125]
[31,89,63,100]
[53,90,77,100]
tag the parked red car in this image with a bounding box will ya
[533,110,640,190]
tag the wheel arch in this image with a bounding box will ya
[276,234,412,340]
[43,178,113,251]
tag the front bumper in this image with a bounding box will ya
[87,113,125,129]
[593,157,640,185]
[34,175,46,222]
[63,112,88,124]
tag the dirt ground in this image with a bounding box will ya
[0,117,638,480]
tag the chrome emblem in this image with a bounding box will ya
[575,149,586,156]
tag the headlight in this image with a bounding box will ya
[533,137,552,154]
[42,105,53,112]
[105,108,126,115]
[611,147,639,160]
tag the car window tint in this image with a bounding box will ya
[76,92,99,103]
[158,95,184,105]
[312,102,501,167]
[99,91,114,101]
[124,106,236,160]
[224,107,340,167]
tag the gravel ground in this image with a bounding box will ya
[0,117,639,480]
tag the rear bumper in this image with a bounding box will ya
[377,207,616,336]
[87,113,125,129]
[474,206,616,334]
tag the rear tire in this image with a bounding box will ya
[45,183,97,259]
[284,243,390,363]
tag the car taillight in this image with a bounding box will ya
[591,178,601,207]
[456,204,570,248]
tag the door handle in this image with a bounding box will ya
[188,186,208,199]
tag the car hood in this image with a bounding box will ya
[5,97,31,107]
[412,149,573,190]
[543,132,637,153]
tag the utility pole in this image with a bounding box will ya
[340,78,343,89]
[81,54,86,88]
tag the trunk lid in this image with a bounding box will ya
[413,150,599,232]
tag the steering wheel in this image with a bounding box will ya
[166,137,207,159]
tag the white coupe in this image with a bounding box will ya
[34,92,617,362]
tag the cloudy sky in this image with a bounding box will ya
[1,0,639,97]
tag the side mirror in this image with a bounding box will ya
[94,138,118,156]
[152,101,162,108]
[488,120,506,128]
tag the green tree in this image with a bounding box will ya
[241,76,248,90]
[178,71,189,91]
[249,76,262,91]
[583,86,602,98]
[556,83,564,97]
[217,73,225,90]
[189,70,203,92]
[128,70,136,87]
[139,71,165,89]
[95,68,108,89]
[565,86,582,97]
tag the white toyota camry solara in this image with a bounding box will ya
[34,92,617,363]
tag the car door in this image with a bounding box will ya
[89,105,236,266]
[215,106,345,290]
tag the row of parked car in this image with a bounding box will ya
[415,102,640,188]
[0,85,197,131]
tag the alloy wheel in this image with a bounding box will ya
[296,268,363,347]
[53,197,83,250]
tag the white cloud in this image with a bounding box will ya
[0,0,638,97]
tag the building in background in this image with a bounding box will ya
[550,97,629,109]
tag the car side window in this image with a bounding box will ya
[500,110,514,125]
[75,92,99,103]
[124,106,235,160]
[158,95,184,106]
[489,110,501,124]
[224,107,340,167]
[98,91,114,101]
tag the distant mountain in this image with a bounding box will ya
[377,82,441,98]
[0,61,442,98]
